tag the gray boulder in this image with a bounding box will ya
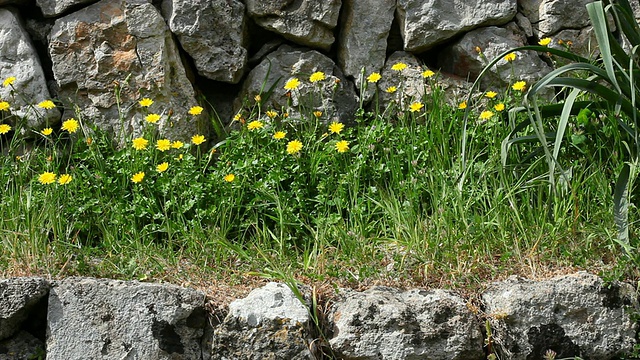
[0,277,49,340]
[519,0,592,37]
[48,0,209,143]
[0,330,45,360]
[328,287,485,360]
[36,0,100,17]
[551,27,600,58]
[47,277,206,359]
[162,0,248,84]
[482,272,639,359]
[245,0,341,51]
[396,0,517,52]
[0,8,60,132]
[206,282,314,360]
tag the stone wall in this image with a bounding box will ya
[0,272,638,359]
[0,0,632,142]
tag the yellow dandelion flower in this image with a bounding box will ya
[156,139,171,151]
[458,101,467,110]
[189,106,204,115]
[3,76,16,87]
[284,77,300,90]
[286,140,303,155]
[313,111,322,118]
[480,110,494,120]
[309,71,326,83]
[391,62,407,71]
[0,101,10,111]
[37,100,56,109]
[328,121,344,134]
[145,113,161,124]
[266,110,278,118]
[0,123,11,134]
[538,37,552,46]
[139,98,153,107]
[409,102,424,112]
[273,131,286,140]
[494,103,505,111]
[61,118,79,133]
[247,120,264,130]
[192,134,206,145]
[512,81,527,91]
[367,72,381,83]
[504,53,516,62]
[58,174,72,185]
[335,140,349,153]
[156,162,169,173]
[41,127,53,136]
[485,91,498,99]
[171,140,184,149]
[385,86,397,94]
[233,113,243,122]
[422,69,435,78]
[132,137,148,150]
[474,46,482,54]
[38,172,56,184]
[131,171,145,183]
[224,173,235,182]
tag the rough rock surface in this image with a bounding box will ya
[396,0,517,52]
[437,24,553,90]
[36,0,99,17]
[205,282,313,360]
[162,0,248,84]
[328,287,485,360]
[519,0,592,37]
[48,0,208,142]
[482,272,639,359]
[237,44,358,124]
[0,330,45,360]
[337,0,395,81]
[0,8,60,131]
[550,27,600,58]
[47,277,206,360]
[0,277,49,340]
[246,0,341,51]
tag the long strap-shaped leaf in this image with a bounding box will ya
[588,2,623,94]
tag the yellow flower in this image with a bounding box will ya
[61,118,79,133]
[254,94,261,102]
[286,140,303,155]
[3,76,15,87]
[313,111,322,118]
[494,103,505,111]
[233,113,243,122]
[391,62,407,71]
[171,141,184,149]
[335,140,349,153]
[247,120,264,130]
[539,37,552,46]
[504,53,516,62]
[385,86,397,94]
[156,162,169,173]
[0,101,10,111]
[156,139,171,151]
[273,131,286,140]
[145,113,161,123]
[480,110,494,120]
[131,171,145,183]
[41,127,53,136]
[139,98,153,107]
[284,77,300,90]
[328,121,344,134]
[458,101,467,110]
[409,102,424,112]
[367,72,381,83]
[422,69,435,78]
[58,174,72,185]
[132,137,148,150]
[192,134,206,145]
[224,173,235,182]
[189,106,204,115]
[37,100,56,109]
[485,91,497,99]
[512,81,527,91]
[309,71,326,83]
[38,172,56,184]
[474,46,482,54]
[0,123,11,134]
[266,110,278,118]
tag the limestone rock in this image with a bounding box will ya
[0,8,60,132]
[437,24,553,90]
[328,287,485,360]
[47,277,206,359]
[0,277,49,341]
[519,0,592,37]
[48,0,208,143]
[482,272,639,359]
[36,0,100,17]
[0,330,45,360]
[551,27,600,59]
[237,44,358,124]
[337,0,395,81]
[206,282,313,360]
[162,0,248,84]
[396,0,517,52]
[246,0,341,51]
